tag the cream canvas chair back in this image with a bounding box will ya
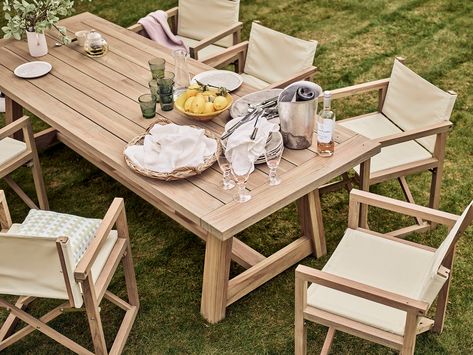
[382,59,457,153]
[418,201,473,304]
[177,0,240,47]
[244,22,317,85]
[0,234,83,307]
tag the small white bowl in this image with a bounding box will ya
[75,30,89,47]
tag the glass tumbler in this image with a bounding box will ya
[157,71,175,111]
[148,57,166,80]
[138,94,156,118]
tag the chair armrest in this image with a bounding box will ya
[127,6,179,34]
[348,189,459,229]
[202,41,248,68]
[295,265,429,314]
[377,121,452,147]
[74,198,125,281]
[0,190,12,230]
[127,23,143,33]
[0,115,29,140]
[329,78,390,100]
[191,22,243,59]
[267,66,318,89]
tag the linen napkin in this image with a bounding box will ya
[138,10,188,53]
[124,124,217,173]
[224,117,279,175]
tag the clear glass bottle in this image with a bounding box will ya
[173,49,190,96]
[317,91,335,157]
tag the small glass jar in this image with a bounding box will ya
[84,30,109,58]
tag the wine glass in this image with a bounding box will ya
[215,151,235,190]
[231,164,252,203]
[264,132,283,186]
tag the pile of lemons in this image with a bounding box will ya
[183,83,229,114]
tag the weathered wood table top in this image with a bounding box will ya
[0,12,380,323]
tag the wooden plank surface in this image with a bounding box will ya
[0,11,379,244]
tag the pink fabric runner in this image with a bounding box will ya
[138,10,188,53]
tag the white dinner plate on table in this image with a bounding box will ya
[192,70,243,92]
[14,61,52,79]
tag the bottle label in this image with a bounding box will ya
[317,119,334,144]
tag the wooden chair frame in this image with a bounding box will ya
[295,189,472,355]
[319,58,456,236]
[0,115,49,210]
[127,6,243,61]
[0,194,139,354]
[202,21,317,88]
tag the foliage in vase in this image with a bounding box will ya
[2,0,88,43]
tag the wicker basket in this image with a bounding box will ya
[124,118,222,181]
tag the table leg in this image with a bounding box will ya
[297,189,326,258]
[5,96,23,141]
[359,159,371,229]
[201,235,233,323]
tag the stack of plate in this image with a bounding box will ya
[255,131,283,164]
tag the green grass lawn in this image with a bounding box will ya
[1,0,473,353]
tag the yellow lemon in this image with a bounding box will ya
[186,88,199,98]
[184,96,194,112]
[191,94,206,114]
[213,96,228,111]
[204,102,215,114]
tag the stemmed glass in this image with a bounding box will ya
[264,132,283,186]
[231,164,252,203]
[215,151,235,190]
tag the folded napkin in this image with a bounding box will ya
[138,10,188,53]
[279,80,322,103]
[224,117,279,175]
[125,124,217,173]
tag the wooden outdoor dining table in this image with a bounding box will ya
[0,13,381,323]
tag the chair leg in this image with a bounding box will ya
[30,149,49,211]
[358,159,371,229]
[122,240,140,308]
[401,312,417,355]
[321,327,336,355]
[0,296,34,341]
[398,177,423,226]
[82,276,108,355]
[429,166,443,229]
[433,248,455,334]
[294,277,307,355]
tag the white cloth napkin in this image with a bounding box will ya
[124,124,217,173]
[224,116,279,175]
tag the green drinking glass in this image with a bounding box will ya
[138,94,156,118]
[148,57,166,80]
[157,71,175,111]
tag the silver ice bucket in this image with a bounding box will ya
[278,82,322,150]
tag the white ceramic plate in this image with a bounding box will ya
[230,89,283,119]
[192,70,243,92]
[14,61,52,79]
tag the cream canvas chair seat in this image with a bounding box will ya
[340,113,432,174]
[203,22,318,89]
[0,191,139,354]
[0,137,27,165]
[322,58,457,237]
[128,0,242,61]
[307,228,444,336]
[0,116,48,210]
[295,189,473,355]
